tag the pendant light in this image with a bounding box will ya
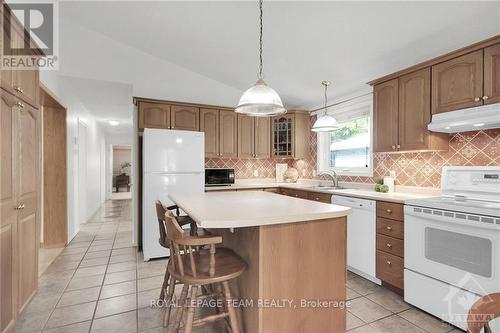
[235,0,286,116]
[311,81,339,132]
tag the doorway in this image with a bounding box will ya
[111,145,132,200]
[78,120,88,226]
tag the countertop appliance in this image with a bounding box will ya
[333,196,379,284]
[205,168,235,187]
[142,129,204,260]
[404,166,500,331]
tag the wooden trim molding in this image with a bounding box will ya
[368,34,500,86]
[133,96,235,111]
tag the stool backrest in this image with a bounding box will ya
[155,200,169,248]
[467,293,500,333]
[164,210,222,280]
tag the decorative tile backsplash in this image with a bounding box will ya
[205,116,500,188]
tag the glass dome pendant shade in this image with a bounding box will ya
[311,80,339,132]
[235,0,286,117]
[235,78,286,116]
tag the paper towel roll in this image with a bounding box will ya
[383,176,395,193]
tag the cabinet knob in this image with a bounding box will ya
[483,96,489,101]
[474,97,481,102]
[386,243,392,248]
[14,86,24,94]
[391,145,396,150]
[386,226,392,231]
[315,197,320,201]
[386,209,392,214]
[14,203,25,210]
[16,101,25,108]
[295,194,299,197]
[396,144,401,149]
[386,260,392,266]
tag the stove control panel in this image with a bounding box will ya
[442,166,500,197]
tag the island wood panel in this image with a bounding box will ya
[0,91,18,333]
[170,105,199,131]
[484,43,500,105]
[374,79,399,152]
[237,114,254,158]
[42,104,67,247]
[254,117,271,158]
[219,110,237,158]
[200,108,219,158]
[214,217,347,333]
[431,50,483,114]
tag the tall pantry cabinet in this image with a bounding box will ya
[1,4,42,333]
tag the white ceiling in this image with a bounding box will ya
[59,1,500,111]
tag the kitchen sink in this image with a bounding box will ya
[311,185,346,190]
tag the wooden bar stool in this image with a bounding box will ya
[155,201,198,302]
[467,293,500,333]
[163,210,246,333]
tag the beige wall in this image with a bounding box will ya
[113,146,131,175]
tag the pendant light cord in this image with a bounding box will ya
[324,83,328,115]
[258,0,264,79]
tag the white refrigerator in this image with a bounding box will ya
[142,129,204,261]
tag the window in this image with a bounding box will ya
[317,94,373,177]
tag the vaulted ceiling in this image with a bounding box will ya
[59,1,500,111]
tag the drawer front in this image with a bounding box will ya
[377,234,404,257]
[307,192,331,203]
[376,217,404,239]
[263,188,279,193]
[377,201,404,221]
[376,250,404,289]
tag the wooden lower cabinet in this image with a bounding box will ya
[307,191,332,203]
[376,201,404,292]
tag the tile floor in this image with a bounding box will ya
[14,198,465,333]
[38,247,64,276]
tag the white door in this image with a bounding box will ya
[142,172,204,260]
[78,120,87,225]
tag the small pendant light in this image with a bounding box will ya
[311,81,339,132]
[235,0,286,116]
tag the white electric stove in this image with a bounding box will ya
[404,166,500,331]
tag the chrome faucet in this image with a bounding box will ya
[318,170,339,188]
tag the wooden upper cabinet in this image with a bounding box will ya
[138,102,170,129]
[271,111,309,159]
[200,109,219,158]
[484,43,500,105]
[219,110,237,158]
[374,79,399,152]
[254,117,271,158]
[431,50,483,114]
[237,115,254,158]
[170,105,199,131]
[398,68,431,151]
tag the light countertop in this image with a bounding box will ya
[205,181,439,204]
[168,191,351,228]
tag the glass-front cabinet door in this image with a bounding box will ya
[272,115,294,157]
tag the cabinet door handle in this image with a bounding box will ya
[386,209,392,214]
[396,144,401,149]
[16,101,25,108]
[14,203,25,210]
[14,86,24,94]
[483,96,489,101]
[391,145,396,150]
[386,226,392,231]
[386,260,392,266]
[474,97,481,102]
[386,243,392,248]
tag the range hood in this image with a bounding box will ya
[428,103,500,133]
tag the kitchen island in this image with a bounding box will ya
[169,191,351,333]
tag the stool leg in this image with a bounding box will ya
[184,285,198,333]
[163,275,176,327]
[222,281,240,333]
[172,284,189,333]
[160,259,170,300]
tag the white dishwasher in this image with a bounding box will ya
[333,196,380,284]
